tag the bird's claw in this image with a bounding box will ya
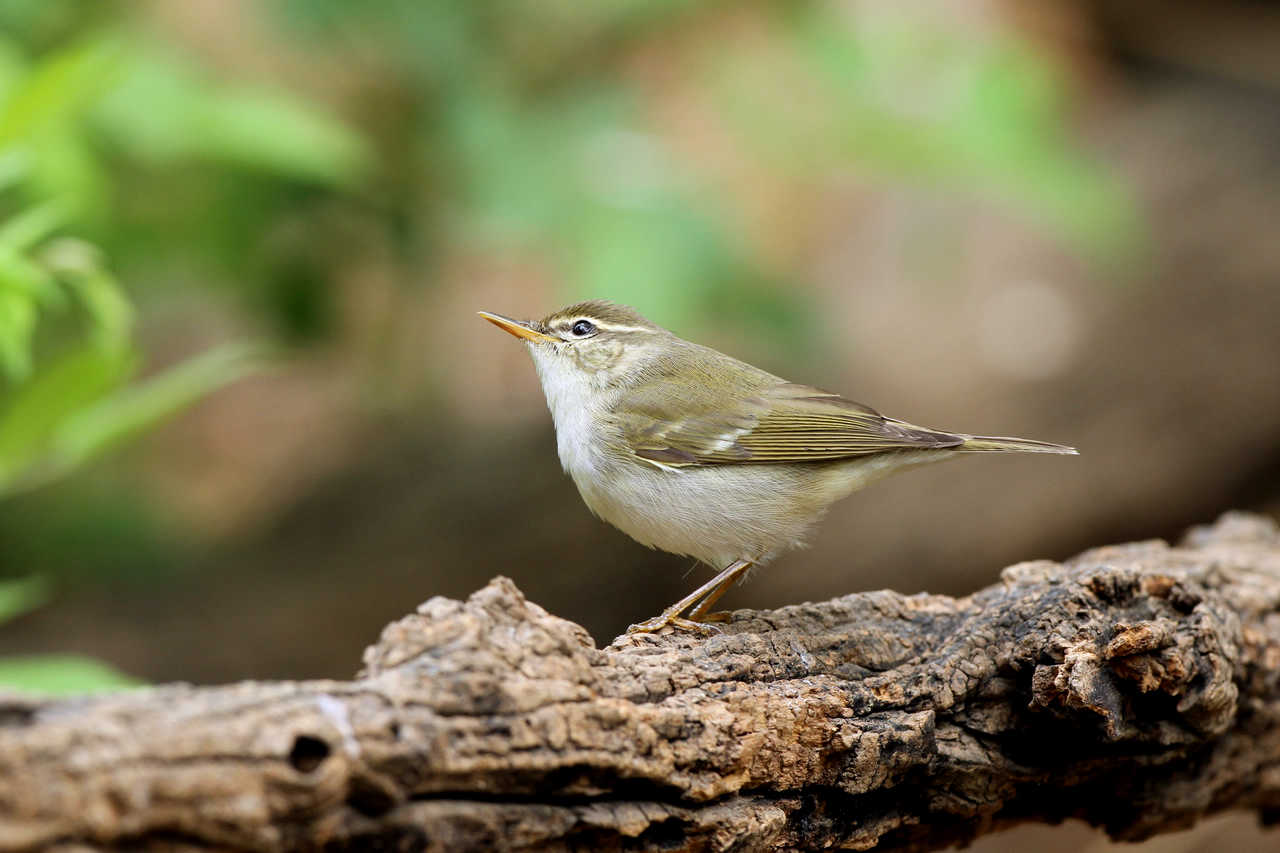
[692,610,733,623]
[626,612,722,636]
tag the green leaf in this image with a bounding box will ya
[0,654,139,694]
[192,89,371,186]
[48,342,261,479]
[0,198,66,252]
[0,36,122,148]
[0,285,37,381]
[24,129,110,223]
[89,48,202,164]
[0,340,257,500]
[41,238,133,347]
[0,575,50,624]
[0,242,60,305]
[94,47,371,186]
[0,344,134,491]
[0,149,29,193]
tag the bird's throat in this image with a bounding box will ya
[527,345,613,480]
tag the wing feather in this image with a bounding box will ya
[620,380,961,467]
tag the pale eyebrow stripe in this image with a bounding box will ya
[579,322,653,333]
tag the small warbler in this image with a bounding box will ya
[481,300,1076,634]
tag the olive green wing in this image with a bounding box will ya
[619,381,962,467]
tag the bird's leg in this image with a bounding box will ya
[687,559,752,622]
[627,559,754,635]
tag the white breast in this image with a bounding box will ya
[527,343,609,479]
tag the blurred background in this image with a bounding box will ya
[0,0,1277,848]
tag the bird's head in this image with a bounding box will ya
[479,299,668,391]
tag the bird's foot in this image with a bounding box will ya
[693,610,733,624]
[626,612,721,636]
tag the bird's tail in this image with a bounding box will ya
[956,434,1078,455]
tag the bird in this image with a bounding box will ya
[479,299,1076,634]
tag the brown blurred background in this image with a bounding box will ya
[0,1,1276,849]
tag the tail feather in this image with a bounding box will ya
[957,434,1078,455]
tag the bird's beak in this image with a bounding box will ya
[477,311,559,344]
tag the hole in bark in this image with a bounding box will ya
[636,817,688,848]
[0,705,35,727]
[288,734,330,773]
[348,776,398,817]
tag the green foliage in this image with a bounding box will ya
[0,345,133,487]
[0,574,50,623]
[0,5,370,692]
[94,47,370,186]
[0,342,259,496]
[46,344,259,481]
[277,0,821,337]
[0,18,374,340]
[0,21,370,499]
[0,654,137,693]
[277,0,1136,349]
[708,4,1138,262]
[446,84,796,330]
[0,207,129,383]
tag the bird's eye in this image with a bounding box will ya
[570,319,596,337]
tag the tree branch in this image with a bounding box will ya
[2,512,1279,852]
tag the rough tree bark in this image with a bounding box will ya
[1,512,1279,852]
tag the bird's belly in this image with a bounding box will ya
[572,462,828,569]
